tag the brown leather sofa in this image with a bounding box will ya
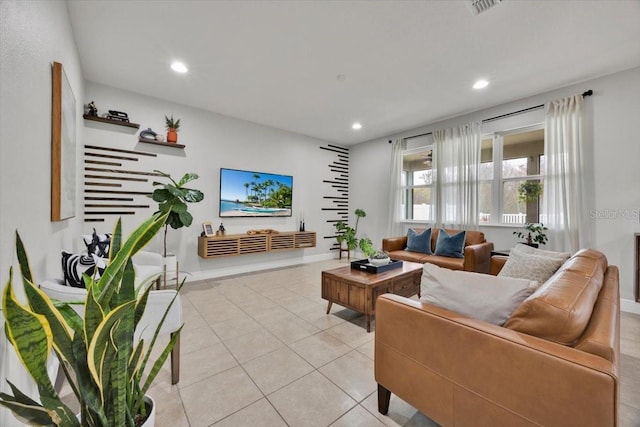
[375,248,620,426]
[382,228,494,273]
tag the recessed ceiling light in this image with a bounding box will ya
[352,122,362,130]
[171,61,188,73]
[473,79,489,89]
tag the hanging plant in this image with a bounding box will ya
[518,180,543,202]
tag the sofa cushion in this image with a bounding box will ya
[504,249,607,346]
[61,251,107,288]
[406,228,433,254]
[420,263,537,325]
[83,228,111,258]
[433,229,466,258]
[423,255,465,270]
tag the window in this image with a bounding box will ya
[479,127,544,224]
[402,147,434,221]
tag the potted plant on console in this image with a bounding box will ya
[150,171,204,286]
[513,222,548,248]
[0,212,180,426]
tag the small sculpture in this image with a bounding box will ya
[139,128,157,140]
[85,101,98,116]
[155,134,164,142]
[218,223,226,235]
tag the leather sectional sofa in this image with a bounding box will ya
[382,228,494,273]
[375,248,619,426]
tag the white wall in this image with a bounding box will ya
[83,82,336,279]
[352,66,640,304]
[0,0,84,293]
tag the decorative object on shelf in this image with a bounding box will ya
[518,180,543,203]
[85,100,98,116]
[156,134,165,142]
[217,223,226,236]
[140,127,158,140]
[334,208,367,255]
[83,113,140,129]
[165,114,181,143]
[107,109,130,123]
[202,222,214,237]
[51,61,76,221]
[513,222,548,247]
[150,171,204,257]
[0,213,180,427]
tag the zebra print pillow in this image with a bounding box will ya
[82,228,111,259]
[61,251,106,288]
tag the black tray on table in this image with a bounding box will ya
[350,258,403,274]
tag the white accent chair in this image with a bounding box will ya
[38,251,182,384]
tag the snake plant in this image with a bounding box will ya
[0,212,182,426]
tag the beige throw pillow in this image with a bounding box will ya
[498,249,565,284]
[511,244,571,262]
[420,263,538,325]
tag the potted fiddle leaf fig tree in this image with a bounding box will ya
[150,170,204,258]
[0,212,181,426]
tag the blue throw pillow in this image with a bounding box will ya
[405,228,432,254]
[434,229,466,258]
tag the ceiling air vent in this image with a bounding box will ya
[466,0,503,16]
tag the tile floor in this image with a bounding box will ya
[64,258,640,426]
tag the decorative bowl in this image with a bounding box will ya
[369,256,391,266]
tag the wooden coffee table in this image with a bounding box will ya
[321,261,423,332]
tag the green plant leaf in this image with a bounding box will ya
[178,210,193,227]
[177,172,199,187]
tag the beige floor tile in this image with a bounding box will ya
[177,342,238,388]
[319,350,377,402]
[211,316,265,341]
[326,319,375,349]
[181,298,208,330]
[200,303,249,325]
[356,339,375,360]
[620,354,640,409]
[262,316,321,344]
[330,405,386,427]
[180,366,263,427]
[223,329,285,363]
[148,386,189,427]
[243,347,314,394]
[289,331,353,368]
[213,398,287,427]
[268,371,357,427]
[179,324,221,354]
[620,402,640,427]
[251,305,299,324]
[297,306,348,330]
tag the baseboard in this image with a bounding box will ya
[185,252,335,282]
[621,298,640,315]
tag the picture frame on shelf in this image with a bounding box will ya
[203,221,214,237]
[51,61,77,221]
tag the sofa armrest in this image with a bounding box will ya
[382,236,407,252]
[490,255,509,275]
[375,294,618,427]
[462,241,494,273]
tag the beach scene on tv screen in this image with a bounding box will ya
[220,169,292,217]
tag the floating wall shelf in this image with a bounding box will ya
[83,114,140,129]
[138,137,185,149]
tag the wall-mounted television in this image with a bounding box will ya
[219,168,293,217]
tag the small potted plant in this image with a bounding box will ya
[518,180,543,203]
[368,249,391,266]
[165,114,180,143]
[513,222,548,247]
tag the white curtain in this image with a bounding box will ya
[387,138,405,236]
[432,122,481,229]
[543,94,590,252]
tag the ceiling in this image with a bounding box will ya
[67,1,640,146]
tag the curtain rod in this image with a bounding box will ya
[389,89,593,143]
